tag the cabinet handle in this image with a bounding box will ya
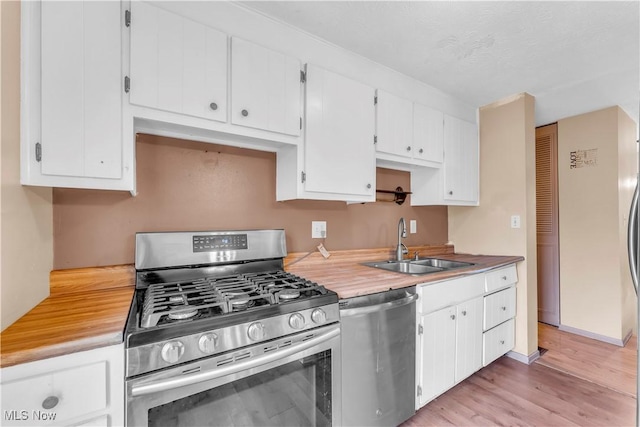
[462,310,467,316]
[450,314,456,320]
[366,183,372,189]
[42,396,59,410]
[502,275,507,280]
[241,109,249,117]
[448,190,453,195]
[500,340,505,345]
[419,148,424,154]
[210,102,218,111]
[501,306,507,311]
[406,146,411,151]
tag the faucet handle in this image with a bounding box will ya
[413,251,419,261]
[401,243,408,255]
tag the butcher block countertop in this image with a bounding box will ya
[285,244,524,299]
[1,245,523,368]
[0,265,134,368]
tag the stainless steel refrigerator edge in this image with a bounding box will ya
[339,287,418,426]
[632,128,640,426]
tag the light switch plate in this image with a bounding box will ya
[410,220,417,234]
[312,221,327,238]
[511,215,521,229]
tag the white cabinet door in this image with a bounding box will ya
[443,115,479,203]
[303,64,376,198]
[375,90,413,158]
[130,1,227,122]
[483,318,515,366]
[413,103,444,164]
[231,37,301,136]
[454,297,484,383]
[39,1,122,180]
[417,306,456,408]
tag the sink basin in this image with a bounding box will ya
[362,258,475,275]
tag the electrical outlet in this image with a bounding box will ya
[410,220,417,234]
[312,221,327,238]
[511,215,521,229]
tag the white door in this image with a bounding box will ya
[304,64,376,198]
[231,37,301,136]
[454,297,484,383]
[443,115,479,203]
[375,90,413,158]
[417,306,456,408]
[413,103,444,164]
[130,2,227,122]
[41,1,122,179]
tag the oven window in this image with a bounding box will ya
[148,350,332,427]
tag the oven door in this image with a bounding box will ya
[126,324,340,427]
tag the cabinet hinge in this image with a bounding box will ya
[300,117,302,130]
[374,135,377,144]
[374,95,377,105]
[35,142,42,162]
[124,76,130,93]
[417,385,422,397]
[125,10,131,27]
[418,324,423,335]
[301,171,306,183]
[300,70,306,83]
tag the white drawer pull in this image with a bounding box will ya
[501,275,507,280]
[500,340,505,345]
[42,396,59,410]
[501,306,507,311]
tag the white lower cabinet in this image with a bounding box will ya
[416,265,518,410]
[0,344,124,427]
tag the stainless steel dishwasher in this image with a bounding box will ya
[339,287,418,427]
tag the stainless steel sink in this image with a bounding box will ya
[362,258,475,275]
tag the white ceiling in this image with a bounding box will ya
[240,1,639,127]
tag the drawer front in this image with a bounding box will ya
[2,362,107,425]
[485,265,518,292]
[419,273,485,314]
[483,318,515,367]
[483,286,516,331]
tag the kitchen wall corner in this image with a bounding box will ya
[448,92,539,360]
[1,1,53,331]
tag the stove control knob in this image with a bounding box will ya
[247,322,266,341]
[311,308,327,324]
[161,341,185,364]
[288,313,306,330]
[198,333,218,354]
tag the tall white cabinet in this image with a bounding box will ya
[21,1,133,191]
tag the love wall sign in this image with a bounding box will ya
[569,148,598,169]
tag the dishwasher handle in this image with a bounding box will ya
[340,292,418,317]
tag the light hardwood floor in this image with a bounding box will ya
[402,323,637,426]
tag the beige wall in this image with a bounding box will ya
[558,106,637,342]
[1,1,53,331]
[449,93,538,359]
[53,134,449,269]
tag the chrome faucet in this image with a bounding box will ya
[396,217,408,261]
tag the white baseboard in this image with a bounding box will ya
[506,349,540,365]
[558,324,632,347]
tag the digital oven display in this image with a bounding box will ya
[192,234,248,252]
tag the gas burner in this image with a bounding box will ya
[168,307,198,321]
[278,289,301,300]
[230,299,255,311]
[169,295,185,304]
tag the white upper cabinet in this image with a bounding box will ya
[375,90,444,169]
[21,0,133,191]
[443,114,479,203]
[130,2,227,122]
[231,37,301,136]
[375,90,414,158]
[276,64,376,202]
[413,103,444,164]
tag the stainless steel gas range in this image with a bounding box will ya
[124,229,341,426]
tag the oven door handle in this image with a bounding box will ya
[130,325,340,397]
